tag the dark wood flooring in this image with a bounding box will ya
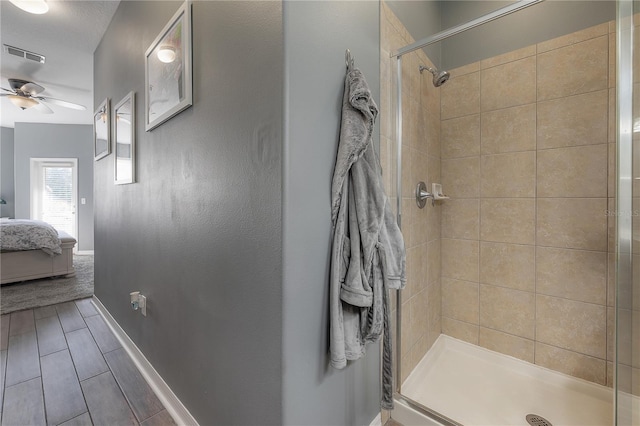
[0,299,176,426]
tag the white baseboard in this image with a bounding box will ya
[75,250,94,255]
[91,296,198,426]
[370,413,382,426]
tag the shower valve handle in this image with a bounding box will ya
[416,182,434,209]
[417,189,433,200]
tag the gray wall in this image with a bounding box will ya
[13,123,94,251]
[440,0,615,70]
[93,2,283,424]
[95,2,383,424]
[387,1,615,71]
[282,2,382,425]
[1,127,15,218]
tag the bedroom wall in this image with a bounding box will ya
[1,127,15,218]
[93,2,283,424]
[13,123,94,251]
[282,2,381,425]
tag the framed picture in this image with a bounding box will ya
[114,92,136,185]
[144,1,192,131]
[94,98,110,160]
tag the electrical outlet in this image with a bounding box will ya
[130,291,140,310]
[130,291,147,317]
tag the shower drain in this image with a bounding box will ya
[526,414,553,426]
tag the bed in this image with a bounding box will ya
[1,219,76,285]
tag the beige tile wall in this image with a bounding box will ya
[440,22,615,387]
[380,3,627,403]
[380,3,442,393]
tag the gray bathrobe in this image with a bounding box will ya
[329,68,406,410]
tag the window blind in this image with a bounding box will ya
[42,166,75,237]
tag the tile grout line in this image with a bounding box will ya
[441,317,607,364]
[66,300,102,424]
[0,313,11,424]
[59,302,95,426]
[106,348,163,425]
[82,307,141,424]
[32,309,48,426]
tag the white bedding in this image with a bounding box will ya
[0,219,62,255]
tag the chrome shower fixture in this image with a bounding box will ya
[419,65,450,87]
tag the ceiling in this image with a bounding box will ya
[0,0,120,128]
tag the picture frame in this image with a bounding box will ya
[114,92,136,185]
[144,0,192,131]
[94,98,110,160]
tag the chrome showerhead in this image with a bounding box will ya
[419,65,450,87]
[432,69,450,87]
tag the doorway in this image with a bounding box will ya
[30,158,78,242]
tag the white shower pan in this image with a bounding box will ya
[394,335,613,426]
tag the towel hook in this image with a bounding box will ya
[345,49,354,71]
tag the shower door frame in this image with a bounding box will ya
[393,55,459,426]
[391,0,638,423]
[615,0,635,425]
[390,0,564,424]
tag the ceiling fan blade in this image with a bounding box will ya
[1,87,14,93]
[38,96,86,111]
[33,101,54,114]
[19,82,45,96]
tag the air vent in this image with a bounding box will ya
[3,44,45,64]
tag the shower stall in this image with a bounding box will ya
[379,0,640,424]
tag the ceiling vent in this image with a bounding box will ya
[3,44,45,64]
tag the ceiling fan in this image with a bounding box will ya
[1,78,86,114]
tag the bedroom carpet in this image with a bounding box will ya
[0,255,93,315]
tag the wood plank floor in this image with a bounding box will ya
[0,299,176,426]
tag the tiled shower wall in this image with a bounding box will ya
[439,22,617,387]
[381,1,617,395]
[380,2,442,385]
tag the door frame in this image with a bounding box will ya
[29,157,79,247]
